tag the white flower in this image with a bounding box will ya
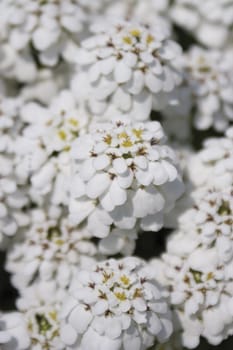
[14,90,89,207]
[104,0,171,32]
[170,0,233,48]
[60,257,173,350]
[183,47,233,132]
[3,281,67,350]
[187,127,233,190]
[0,0,109,70]
[6,217,98,292]
[175,187,233,263]
[23,304,64,350]
[0,96,30,249]
[161,245,233,348]
[72,18,183,121]
[69,119,184,237]
[0,312,30,350]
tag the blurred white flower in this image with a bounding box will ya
[0,312,30,350]
[188,127,233,190]
[6,217,98,292]
[170,0,233,48]
[60,257,173,350]
[0,96,30,249]
[69,119,184,236]
[0,0,109,70]
[183,47,233,132]
[14,90,89,207]
[72,18,182,121]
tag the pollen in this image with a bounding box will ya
[68,118,79,127]
[123,36,132,45]
[146,34,154,44]
[132,128,143,139]
[115,291,127,301]
[103,134,112,145]
[118,131,128,139]
[49,311,57,321]
[120,275,130,286]
[122,138,133,148]
[58,130,67,140]
[130,29,141,38]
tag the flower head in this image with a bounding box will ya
[69,119,184,236]
[60,257,173,350]
[73,18,182,120]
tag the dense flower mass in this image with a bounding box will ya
[1,2,233,350]
[69,119,184,236]
[73,19,183,120]
[60,257,173,350]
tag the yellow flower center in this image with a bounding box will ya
[68,118,79,127]
[146,34,154,44]
[58,130,67,141]
[130,29,141,38]
[115,291,127,301]
[132,128,143,139]
[122,36,132,45]
[120,275,130,286]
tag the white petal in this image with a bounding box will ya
[69,305,93,334]
[71,176,86,198]
[86,173,111,199]
[145,72,163,93]
[113,158,128,174]
[114,61,132,83]
[109,180,127,206]
[112,87,132,112]
[60,324,77,345]
[132,186,165,218]
[93,154,110,171]
[130,90,152,121]
[117,169,133,189]
[140,212,164,231]
[32,27,59,51]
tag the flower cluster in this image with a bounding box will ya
[70,119,184,236]
[6,217,98,292]
[1,2,233,350]
[60,257,173,350]
[162,243,233,348]
[73,19,182,120]
[14,90,89,207]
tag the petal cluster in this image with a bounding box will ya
[61,257,173,350]
[73,18,182,120]
[69,119,184,236]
